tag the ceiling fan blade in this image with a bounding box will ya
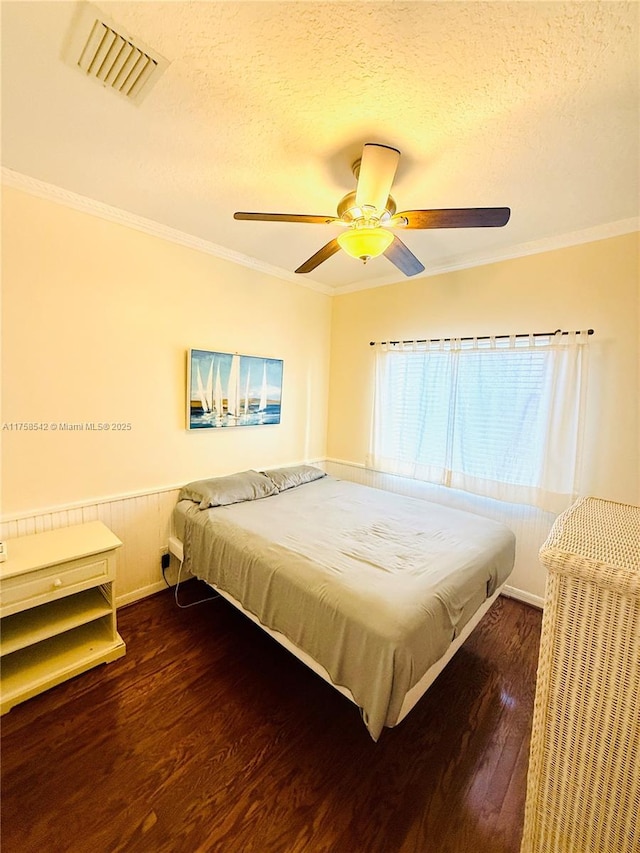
[395,207,511,229]
[355,143,401,212]
[295,238,342,274]
[384,235,425,277]
[234,212,338,224]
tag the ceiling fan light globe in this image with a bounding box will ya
[337,227,394,261]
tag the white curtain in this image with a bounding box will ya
[368,332,590,513]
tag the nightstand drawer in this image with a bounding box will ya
[0,554,112,617]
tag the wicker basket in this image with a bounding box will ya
[521,497,640,853]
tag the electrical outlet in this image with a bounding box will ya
[161,552,171,570]
[0,541,6,563]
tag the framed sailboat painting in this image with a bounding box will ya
[187,349,283,430]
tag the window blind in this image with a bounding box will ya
[368,332,590,512]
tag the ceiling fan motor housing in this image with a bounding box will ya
[337,191,397,225]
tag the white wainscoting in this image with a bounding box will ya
[1,488,182,607]
[324,459,551,608]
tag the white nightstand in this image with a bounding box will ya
[0,521,126,714]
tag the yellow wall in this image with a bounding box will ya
[328,233,640,505]
[1,187,332,514]
[3,185,638,525]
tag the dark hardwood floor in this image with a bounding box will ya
[1,583,542,853]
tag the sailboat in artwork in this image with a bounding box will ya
[258,363,268,421]
[227,354,241,420]
[196,363,209,413]
[243,369,251,418]
[204,359,214,413]
[214,365,223,419]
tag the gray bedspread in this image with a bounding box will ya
[180,477,515,739]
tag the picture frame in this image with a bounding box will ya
[187,349,283,430]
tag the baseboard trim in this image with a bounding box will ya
[117,581,168,608]
[502,585,544,610]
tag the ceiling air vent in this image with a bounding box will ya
[64,5,169,104]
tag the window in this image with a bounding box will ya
[368,332,590,512]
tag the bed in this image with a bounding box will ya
[169,466,515,740]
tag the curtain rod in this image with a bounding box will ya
[369,329,594,346]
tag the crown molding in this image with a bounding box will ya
[4,167,636,298]
[333,217,640,295]
[1,168,333,296]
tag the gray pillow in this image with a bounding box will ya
[179,470,278,509]
[262,465,326,492]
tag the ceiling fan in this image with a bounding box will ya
[234,143,510,277]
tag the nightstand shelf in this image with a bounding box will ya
[1,619,121,710]
[1,587,113,656]
[0,521,126,714]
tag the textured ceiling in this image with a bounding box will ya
[2,1,638,292]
